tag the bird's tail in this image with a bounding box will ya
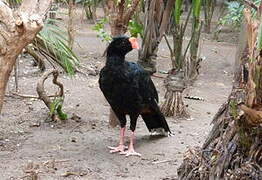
[141,104,171,136]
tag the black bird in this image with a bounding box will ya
[99,36,171,157]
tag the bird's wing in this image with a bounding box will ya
[127,62,171,133]
[127,62,159,103]
[99,67,114,105]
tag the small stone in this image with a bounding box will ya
[30,122,41,127]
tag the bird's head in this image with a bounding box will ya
[104,35,139,57]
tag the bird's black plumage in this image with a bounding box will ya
[99,36,171,134]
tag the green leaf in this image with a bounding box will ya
[128,19,143,38]
[32,17,80,75]
[57,104,68,120]
[192,0,201,18]
[92,18,111,43]
[49,98,63,116]
[174,0,182,25]
[257,20,262,50]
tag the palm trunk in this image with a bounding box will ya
[138,0,175,74]
[161,2,191,118]
[161,71,189,118]
[178,9,262,180]
[203,0,216,33]
[187,0,202,81]
[0,0,52,113]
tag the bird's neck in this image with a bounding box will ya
[106,54,126,66]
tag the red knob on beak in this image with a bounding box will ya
[129,37,139,49]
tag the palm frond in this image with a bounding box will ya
[31,18,80,75]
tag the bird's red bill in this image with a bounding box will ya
[129,37,139,49]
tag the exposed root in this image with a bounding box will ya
[161,72,189,118]
[161,90,189,118]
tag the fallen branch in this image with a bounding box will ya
[36,69,65,121]
[152,74,166,79]
[184,95,204,101]
[37,69,64,109]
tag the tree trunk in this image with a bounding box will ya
[68,0,75,49]
[178,8,262,180]
[0,0,52,113]
[106,0,140,36]
[203,0,216,34]
[138,0,175,74]
[161,3,191,118]
[186,0,202,82]
[91,1,97,23]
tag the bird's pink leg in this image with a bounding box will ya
[120,131,141,157]
[108,127,127,153]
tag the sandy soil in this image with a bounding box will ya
[0,7,237,180]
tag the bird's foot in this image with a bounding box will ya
[108,145,127,153]
[120,149,141,157]
[168,132,175,137]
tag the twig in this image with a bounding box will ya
[152,159,172,164]
[184,95,204,101]
[43,159,70,165]
[37,69,64,109]
[152,74,166,79]
[14,55,19,92]
[61,171,80,177]
[9,92,59,99]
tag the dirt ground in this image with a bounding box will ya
[0,7,237,180]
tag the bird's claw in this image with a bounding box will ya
[120,149,141,157]
[168,132,175,137]
[108,145,127,153]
